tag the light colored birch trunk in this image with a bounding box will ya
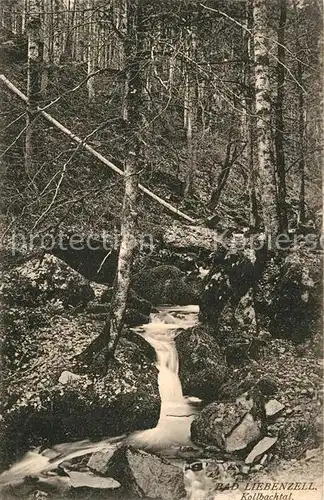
[103,0,144,358]
[253,0,279,239]
[25,0,43,173]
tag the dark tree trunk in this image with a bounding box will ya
[208,120,235,210]
[274,0,288,233]
[297,60,306,225]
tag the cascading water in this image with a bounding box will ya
[0,304,202,492]
[128,305,201,451]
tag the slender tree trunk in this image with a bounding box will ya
[120,0,128,121]
[184,29,197,198]
[208,119,235,210]
[274,0,288,233]
[25,0,43,174]
[253,0,279,240]
[40,0,51,96]
[244,0,261,228]
[87,0,96,101]
[297,60,306,225]
[103,0,145,359]
[78,0,144,365]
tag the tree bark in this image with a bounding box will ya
[184,28,197,198]
[75,0,145,366]
[253,0,279,240]
[25,0,43,174]
[87,0,96,101]
[103,0,146,358]
[274,0,288,233]
[297,59,306,225]
[244,0,261,229]
[208,119,235,210]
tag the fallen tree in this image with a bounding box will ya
[0,73,196,225]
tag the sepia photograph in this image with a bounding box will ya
[0,0,323,499]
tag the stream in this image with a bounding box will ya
[0,305,208,498]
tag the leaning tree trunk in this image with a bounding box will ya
[253,0,279,240]
[274,0,288,233]
[25,0,43,174]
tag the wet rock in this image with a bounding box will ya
[86,302,150,327]
[191,388,266,452]
[88,444,119,475]
[89,445,186,500]
[132,265,203,306]
[125,309,150,328]
[175,325,227,401]
[1,253,94,309]
[245,436,278,464]
[265,400,285,418]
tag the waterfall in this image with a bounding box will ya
[128,305,200,451]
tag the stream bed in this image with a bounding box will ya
[0,305,212,499]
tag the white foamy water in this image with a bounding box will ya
[128,305,200,451]
[0,304,201,490]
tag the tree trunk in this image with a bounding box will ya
[253,0,279,240]
[244,0,261,229]
[184,29,197,198]
[297,59,306,225]
[274,0,288,233]
[25,0,43,174]
[41,0,51,96]
[87,0,96,101]
[78,0,144,366]
[208,119,235,210]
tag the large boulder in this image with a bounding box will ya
[1,253,94,309]
[88,444,186,500]
[200,239,321,344]
[190,388,266,455]
[175,325,227,401]
[255,244,322,342]
[199,242,266,341]
[163,224,221,252]
[132,265,203,306]
[1,314,160,467]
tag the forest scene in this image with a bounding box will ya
[0,0,323,498]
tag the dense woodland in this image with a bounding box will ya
[0,1,323,499]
